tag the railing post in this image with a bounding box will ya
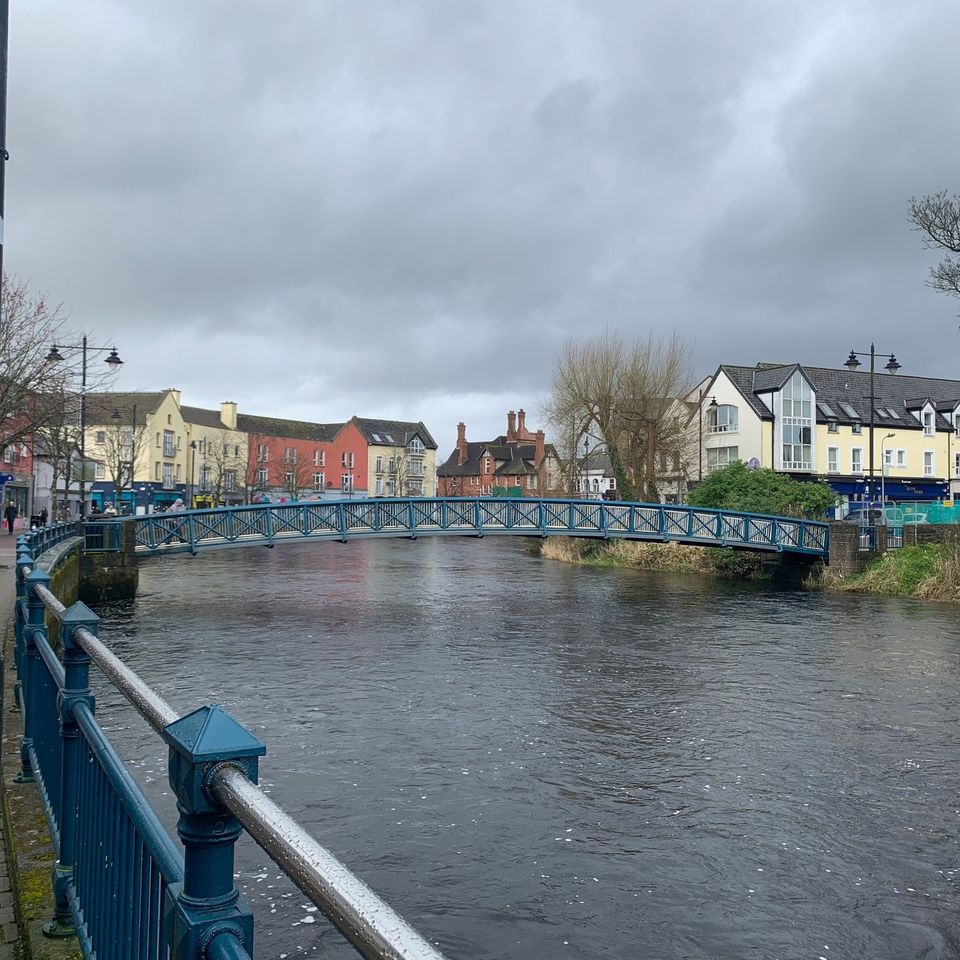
[16,568,52,783]
[13,546,33,711]
[162,705,265,959]
[43,602,99,939]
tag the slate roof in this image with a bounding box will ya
[181,405,227,429]
[84,391,165,427]
[437,439,550,478]
[351,417,438,449]
[236,413,341,443]
[715,364,960,430]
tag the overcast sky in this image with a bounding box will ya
[8,1,960,455]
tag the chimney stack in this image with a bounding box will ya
[507,410,517,441]
[220,401,238,430]
[517,408,527,438]
[457,422,468,465]
[535,429,544,465]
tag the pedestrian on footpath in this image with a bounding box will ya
[4,500,17,535]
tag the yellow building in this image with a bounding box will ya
[182,401,248,506]
[351,417,439,497]
[699,363,960,510]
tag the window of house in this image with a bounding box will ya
[376,456,383,473]
[162,463,174,488]
[852,421,862,435]
[924,451,934,476]
[155,463,161,481]
[706,446,739,472]
[955,451,960,478]
[375,478,383,496]
[163,430,176,457]
[851,448,863,473]
[883,449,893,467]
[167,414,171,425]
[95,462,105,479]
[313,473,324,490]
[156,432,161,448]
[224,470,237,492]
[923,410,935,436]
[285,471,296,489]
[827,419,838,434]
[896,449,907,468]
[257,444,269,462]
[95,431,105,444]
[609,477,616,489]
[707,404,738,433]
[341,474,353,492]
[284,447,297,463]
[529,475,538,490]
[175,464,182,480]
[256,468,268,486]
[313,450,320,466]
[199,466,211,490]
[780,372,813,469]
[408,437,424,454]
[484,457,491,475]
[827,447,839,473]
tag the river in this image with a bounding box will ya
[92,537,960,959]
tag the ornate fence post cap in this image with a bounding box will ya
[26,567,52,588]
[163,705,265,814]
[60,602,100,648]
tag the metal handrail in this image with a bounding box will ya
[19,537,450,960]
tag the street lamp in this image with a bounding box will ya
[880,432,896,520]
[583,437,589,499]
[699,394,718,482]
[188,440,197,508]
[46,336,123,518]
[844,345,900,501]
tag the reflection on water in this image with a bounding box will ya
[94,538,960,959]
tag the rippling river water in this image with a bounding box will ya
[93,537,960,959]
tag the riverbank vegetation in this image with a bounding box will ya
[689,461,836,518]
[816,539,960,603]
[539,537,764,578]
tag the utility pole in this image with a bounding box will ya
[0,0,10,305]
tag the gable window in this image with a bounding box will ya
[408,437,424,454]
[851,448,863,474]
[484,457,491,475]
[827,447,839,473]
[780,372,813,470]
[707,404,738,434]
[923,410,935,436]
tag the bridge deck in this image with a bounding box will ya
[121,498,829,559]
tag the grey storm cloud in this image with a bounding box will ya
[7,0,960,454]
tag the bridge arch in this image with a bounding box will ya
[126,497,829,559]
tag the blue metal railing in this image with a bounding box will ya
[13,533,448,960]
[126,497,831,559]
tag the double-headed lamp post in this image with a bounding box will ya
[46,336,123,517]
[189,440,197,508]
[844,345,900,501]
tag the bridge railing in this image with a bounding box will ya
[124,497,830,558]
[13,534,449,960]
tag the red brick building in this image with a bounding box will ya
[437,409,560,496]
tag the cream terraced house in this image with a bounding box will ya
[701,363,960,508]
[351,417,439,497]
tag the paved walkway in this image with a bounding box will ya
[0,532,26,957]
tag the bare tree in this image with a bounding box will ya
[908,191,960,304]
[0,275,72,452]
[98,414,149,504]
[543,332,695,502]
[200,434,246,504]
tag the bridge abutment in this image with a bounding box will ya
[79,521,139,603]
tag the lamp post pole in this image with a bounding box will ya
[583,437,589,499]
[46,338,123,518]
[188,441,197,508]
[845,345,900,506]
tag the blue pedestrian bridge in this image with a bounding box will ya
[128,497,829,559]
